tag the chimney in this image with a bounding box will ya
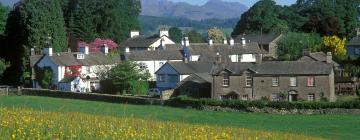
[216,52,221,63]
[302,49,310,56]
[241,37,246,46]
[101,44,109,55]
[357,28,360,37]
[185,37,190,47]
[326,52,333,64]
[80,46,89,55]
[223,38,228,45]
[181,39,185,46]
[159,28,169,37]
[44,48,53,56]
[30,48,35,56]
[229,38,234,46]
[256,54,263,64]
[160,38,166,50]
[130,30,139,38]
[125,47,130,53]
[208,39,213,46]
[68,48,71,53]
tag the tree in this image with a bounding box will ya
[68,0,141,43]
[277,32,323,60]
[2,0,67,85]
[169,27,182,43]
[108,61,150,95]
[186,30,205,43]
[232,0,289,36]
[208,27,225,43]
[0,58,9,80]
[323,36,347,60]
[0,3,9,35]
[35,67,53,89]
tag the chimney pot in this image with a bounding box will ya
[159,28,169,37]
[229,38,234,46]
[223,38,228,45]
[241,37,246,46]
[209,39,213,46]
[44,48,53,56]
[184,37,190,47]
[130,30,139,38]
[80,46,89,55]
[326,52,333,64]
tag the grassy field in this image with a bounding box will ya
[0,96,359,139]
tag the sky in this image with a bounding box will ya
[1,0,297,8]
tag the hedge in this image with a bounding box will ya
[21,89,360,110]
[165,96,360,110]
[22,89,163,105]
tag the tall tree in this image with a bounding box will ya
[169,27,182,43]
[208,27,225,43]
[0,3,9,35]
[232,0,288,36]
[2,0,67,85]
[186,30,205,43]
[68,0,141,43]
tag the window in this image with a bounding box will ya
[223,75,229,87]
[168,75,178,83]
[307,94,315,101]
[271,94,280,101]
[139,63,147,70]
[158,75,165,82]
[77,54,85,59]
[355,48,360,55]
[307,76,315,87]
[272,77,279,87]
[245,73,252,87]
[242,95,249,101]
[290,77,297,87]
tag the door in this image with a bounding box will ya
[288,90,298,102]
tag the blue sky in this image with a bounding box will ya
[1,0,296,7]
[169,0,296,7]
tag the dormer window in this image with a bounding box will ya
[77,54,85,59]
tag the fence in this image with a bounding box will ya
[0,86,21,96]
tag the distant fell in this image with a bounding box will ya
[141,0,248,21]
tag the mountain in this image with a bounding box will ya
[139,15,239,35]
[141,0,248,21]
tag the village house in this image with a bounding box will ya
[346,29,360,58]
[123,29,176,52]
[145,37,265,82]
[30,45,120,93]
[160,52,336,102]
[235,34,282,59]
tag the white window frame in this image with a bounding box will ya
[307,76,315,87]
[158,74,165,82]
[245,73,252,87]
[223,75,230,87]
[290,77,297,87]
[77,54,85,59]
[271,94,280,101]
[272,77,279,87]
[307,94,315,101]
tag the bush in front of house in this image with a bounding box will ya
[167,96,360,110]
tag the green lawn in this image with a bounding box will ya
[1,96,359,139]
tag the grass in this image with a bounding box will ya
[0,107,319,140]
[1,96,360,139]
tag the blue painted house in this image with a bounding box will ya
[155,62,213,91]
[347,31,360,58]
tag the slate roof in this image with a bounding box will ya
[347,36,360,47]
[187,42,265,55]
[161,61,214,75]
[254,61,332,75]
[234,34,281,45]
[59,76,77,83]
[298,52,340,67]
[126,50,184,61]
[30,52,121,67]
[124,35,160,48]
[210,62,255,75]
